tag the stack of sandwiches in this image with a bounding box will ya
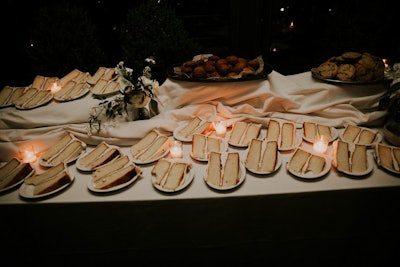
[177,116,212,139]
[0,158,34,190]
[228,121,262,146]
[342,124,377,145]
[333,140,368,174]
[287,148,326,175]
[78,141,121,170]
[24,162,72,195]
[374,143,400,172]
[40,132,86,166]
[266,119,296,150]
[91,155,142,190]
[151,158,192,190]
[130,129,171,162]
[303,121,333,142]
[245,139,278,173]
[13,87,53,109]
[206,151,240,188]
[191,133,222,160]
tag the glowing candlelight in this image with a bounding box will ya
[313,135,328,154]
[382,58,389,69]
[214,121,227,137]
[170,140,183,158]
[50,81,61,93]
[19,145,37,163]
[289,21,294,29]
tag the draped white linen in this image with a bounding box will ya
[0,70,388,161]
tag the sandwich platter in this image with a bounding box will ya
[18,167,75,199]
[87,167,141,193]
[151,159,195,193]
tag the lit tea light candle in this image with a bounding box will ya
[382,58,389,69]
[19,145,37,163]
[170,140,183,158]
[313,135,329,154]
[50,81,61,93]
[214,121,227,137]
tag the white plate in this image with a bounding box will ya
[53,85,90,102]
[39,148,86,168]
[287,152,331,179]
[152,160,195,192]
[132,147,170,165]
[87,165,141,193]
[173,122,212,143]
[302,126,339,143]
[204,156,246,190]
[0,167,35,193]
[339,126,382,146]
[15,93,53,110]
[190,138,228,161]
[336,151,374,176]
[245,152,282,175]
[76,146,122,172]
[18,168,75,199]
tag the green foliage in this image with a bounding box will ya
[27,1,106,77]
[119,0,202,82]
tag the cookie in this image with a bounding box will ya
[342,52,362,60]
[336,64,356,81]
[317,62,338,79]
[355,64,374,81]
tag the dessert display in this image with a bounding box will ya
[374,143,400,174]
[39,132,86,167]
[205,151,245,190]
[20,162,73,197]
[340,124,380,145]
[130,129,171,164]
[191,133,226,161]
[89,155,142,191]
[174,116,213,142]
[76,141,122,171]
[245,139,280,174]
[332,140,372,175]
[287,148,329,178]
[311,51,386,83]
[266,119,298,150]
[0,158,34,191]
[228,121,262,147]
[302,121,337,143]
[169,54,271,81]
[151,158,193,192]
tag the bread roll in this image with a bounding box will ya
[222,152,240,187]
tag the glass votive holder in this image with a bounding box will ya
[19,145,37,163]
[170,140,183,158]
[214,121,227,137]
[313,135,329,154]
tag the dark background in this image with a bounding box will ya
[1,0,398,88]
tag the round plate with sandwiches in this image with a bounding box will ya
[373,143,400,175]
[151,159,194,193]
[339,124,382,146]
[76,142,123,172]
[245,139,282,175]
[204,151,246,190]
[19,164,74,199]
[331,140,374,176]
[302,121,338,143]
[87,160,142,193]
[286,148,331,179]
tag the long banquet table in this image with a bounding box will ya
[1,70,400,265]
